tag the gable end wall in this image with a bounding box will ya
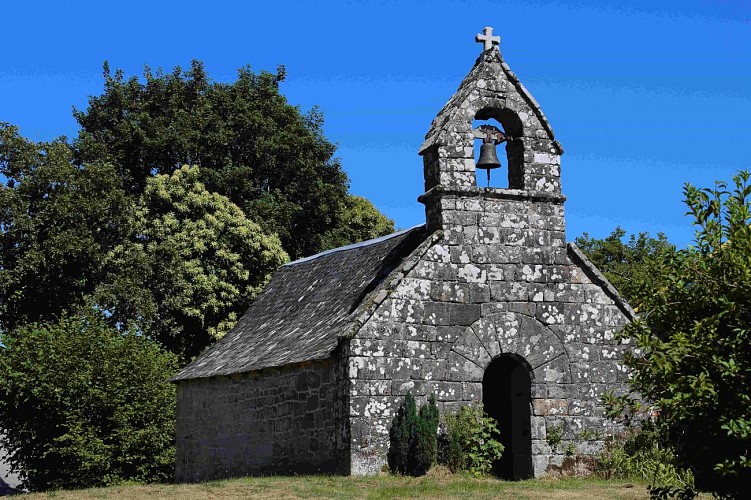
[347,193,632,476]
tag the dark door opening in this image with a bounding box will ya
[482,354,533,480]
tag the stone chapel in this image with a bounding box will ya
[172,28,634,481]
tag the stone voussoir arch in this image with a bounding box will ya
[446,312,572,384]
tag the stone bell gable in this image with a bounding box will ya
[173,27,634,483]
[420,31,563,195]
[347,28,634,477]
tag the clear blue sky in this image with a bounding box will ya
[1,0,749,248]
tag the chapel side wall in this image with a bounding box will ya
[175,356,349,482]
[348,194,632,476]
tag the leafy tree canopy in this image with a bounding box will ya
[322,195,395,250]
[74,61,392,259]
[94,165,289,359]
[606,171,751,497]
[2,60,393,355]
[0,312,177,490]
[0,124,133,331]
[574,227,675,311]
[1,125,288,359]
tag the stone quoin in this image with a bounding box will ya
[172,28,634,481]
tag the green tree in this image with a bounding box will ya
[95,165,288,359]
[388,393,441,476]
[575,227,675,311]
[0,124,133,331]
[412,394,439,476]
[0,312,177,490]
[388,392,418,475]
[0,126,287,358]
[610,171,751,497]
[322,195,395,249]
[74,61,389,259]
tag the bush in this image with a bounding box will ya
[388,393,439,476]
[388,393,417,474]
[440,402,504,476]
[606,171,751,498]
[413,395,439,476]
[0,312,178,491]
[596,424,695,495]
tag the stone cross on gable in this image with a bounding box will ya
[476,26,500,52]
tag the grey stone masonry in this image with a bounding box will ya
[420,47,563,195]
[347,192,634,474]
[175,357,349,481]
[475,27,500,51]
[173,30,635,482]
[347,41,634,476]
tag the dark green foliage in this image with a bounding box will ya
[595,424,694,491]
[2,60,392,358]
[440,402,504,476]
[388,393,440,476]
[321,195,395,249]
[73,61,391,260]
[0,312,178,490]
[606,171,751,498]
[0,124,288,359]
[648,485,699,500]
[0,124,134,332]
[574,227,675,311]
[546,424,564,451]
[388,393,418,475]
[412,395,440,476]
[0,57,393,490]
[443,421,463,473]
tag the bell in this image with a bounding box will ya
[476,142,501,186]
[477,142,501,170]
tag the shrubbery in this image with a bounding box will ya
[596,424,695,493]
[414,394,440,475]
[441,402,504,476]
[388,393,439,476]
[0,312,178,491]
[602,171,751,498]
[388,395,503,477]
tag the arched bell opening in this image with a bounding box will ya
[473,108,524,190]
[471,117,507,188]
[482,353,534,480]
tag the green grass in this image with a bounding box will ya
[18,474,661,500]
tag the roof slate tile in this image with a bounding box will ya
[172,225,428,380]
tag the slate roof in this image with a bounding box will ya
[172,225,429,381]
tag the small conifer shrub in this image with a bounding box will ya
[412,394,440,475]
[388,393,439,476]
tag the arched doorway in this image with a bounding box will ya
[482,354,533,480]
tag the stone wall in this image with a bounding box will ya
[176,356,349,482]
[344,40,636,477]
[347,189,632,476]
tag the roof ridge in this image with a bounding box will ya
[283,224,426,267]
[172,224,431,381]
[498,54,564,155]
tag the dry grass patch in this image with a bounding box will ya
[16,475,660,500]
